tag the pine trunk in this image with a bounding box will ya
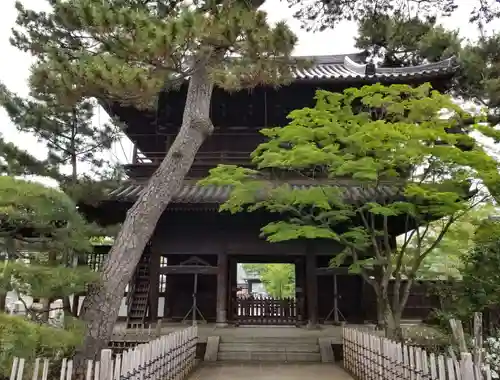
[74,62,214,363]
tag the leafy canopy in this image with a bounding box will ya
[12,0,299,109]
[0,176,98,300]
[0,313,83,378]
[201,83,500,278]
[242,263,295,298]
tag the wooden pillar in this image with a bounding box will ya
[295,257,305,326]
[164,255,178,321]
[305,251,318,327]
[216,251,228,327]
[148,248,162,323]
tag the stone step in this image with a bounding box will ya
[219,342,320,353]
[217,351,321,362]
[220,336,319,344]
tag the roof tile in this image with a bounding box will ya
[107,182,402,204]
[290,55,457,80]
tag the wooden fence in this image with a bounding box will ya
[234,296,297,325]
[343,328,493,380]
[9,326,197,380]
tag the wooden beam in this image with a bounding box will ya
[316,267,351,275]
[160,265,217,275]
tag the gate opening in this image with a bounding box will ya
[235,263,297,325]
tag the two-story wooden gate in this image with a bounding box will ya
[232,295,298,325]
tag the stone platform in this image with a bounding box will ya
[111,323,375,344]
[188,362,353,380]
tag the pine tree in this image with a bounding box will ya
[0,135,59,179]
[0,86,121,183]
[0,176,98,376]
[11,0,299,359]
[0,84,124,316]
[286,0,498,31]
[0,130,61,313]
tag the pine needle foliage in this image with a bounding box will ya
[12,0,300,109]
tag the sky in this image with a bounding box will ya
[0,0,498,187]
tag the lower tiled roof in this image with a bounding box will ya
[292,54,457,80]
[107,181,402,204]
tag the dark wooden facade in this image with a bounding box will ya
[79,53,458,327]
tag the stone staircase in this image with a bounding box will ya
[217,336,322,362]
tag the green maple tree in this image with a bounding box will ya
[242,263,295,298]
[406,202,495,280]
[201,83,500,339]
[10,0,299,359]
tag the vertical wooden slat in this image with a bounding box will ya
[113,354,122,380]
[447,357,456,380]
[10,358,19,380]
[414,347,422,380]
[66,360,73,380]
[429,353,438,380]
[459,353,474,380]
[41,359,49,380]
[32,358,40,380]
[15,358,25,380]
[85,360,93,380]
[421,349,429,380]
[93,361,100,380]
[100,349,113,380]
[437,355,446,380]
[60,358,67,380]
[9,326,198,380]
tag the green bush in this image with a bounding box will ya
[0,313,83,379]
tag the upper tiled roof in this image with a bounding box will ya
[290,54,457,81]
[107,180,402,205]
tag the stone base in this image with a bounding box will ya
[306,321,321,330]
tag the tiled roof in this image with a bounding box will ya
[107,181,402,204]
[291,54,457,80]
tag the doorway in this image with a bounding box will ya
[232,259,299,325]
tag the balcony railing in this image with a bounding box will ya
[133,150,252,165]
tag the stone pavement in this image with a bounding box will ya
[188,362,353,380]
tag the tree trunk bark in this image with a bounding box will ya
[375,294,385,330]
[384,306,403,342]
[0,291,6,312]
[75,61,214,363]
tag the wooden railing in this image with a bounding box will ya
[9,326,198,380]
[343,328,493,380]
[234,295,297,325]
[134,151,251,165]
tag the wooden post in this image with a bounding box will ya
[99,349,113,380]
[216,251,228,327]
[305,251,318,327]
[163,255,176,321]
[149,248,162,324]
[295,257,305,326]
[132,144,138,164]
